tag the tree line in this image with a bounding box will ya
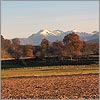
[1,32,99,60]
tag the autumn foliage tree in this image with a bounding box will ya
[23,45,34,57]
[2,35,34,59]
[41,39,50,57]
[51,41,63,57]
[1,35,12,58]
[63,32,83,57]
[81,42,99,55]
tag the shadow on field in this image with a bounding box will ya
[1,56,99,69]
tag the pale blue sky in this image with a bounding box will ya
[1,1,99,39]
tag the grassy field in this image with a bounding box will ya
[1,64,99,78]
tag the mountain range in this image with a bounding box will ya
[13,29,99,46]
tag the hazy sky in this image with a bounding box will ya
[1,1,99,39]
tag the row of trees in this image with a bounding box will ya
[1,36,34,59]
[38,32,99,59]
[1,32,99,60]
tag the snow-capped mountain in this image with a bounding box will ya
[65,30,99,42]
[12,29,99,46]
[87,31,99,43]
[20,29,65,45]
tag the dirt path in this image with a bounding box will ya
[1,74,99,99]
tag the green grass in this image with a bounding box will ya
[1,64,99,78]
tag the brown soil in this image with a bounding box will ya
[1,74,99,99]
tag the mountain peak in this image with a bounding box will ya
[71,29,79,33]
[39,29,52,36]
[38,29,50,33]
[37,29,64,37]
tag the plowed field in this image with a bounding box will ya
[1,74,99,99]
